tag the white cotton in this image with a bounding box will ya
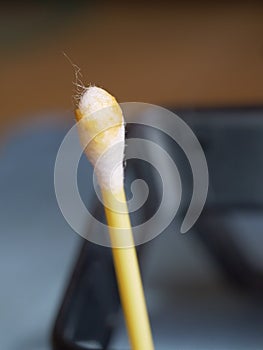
[77,86,125,192]
[79,86,117,116]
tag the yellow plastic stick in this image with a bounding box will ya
[102,187,154,350]
[75,86,154,350]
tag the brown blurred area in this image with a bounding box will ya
[1,1,263,137]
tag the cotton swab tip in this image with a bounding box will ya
[76,86,125,191]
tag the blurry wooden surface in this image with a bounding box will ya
[1,2,263,136]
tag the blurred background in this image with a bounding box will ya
[1,1,263,349]
[2,1,263,137]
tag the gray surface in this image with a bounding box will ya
[1,115,263,350]
[109,223,263,349]
[0,118,86,350]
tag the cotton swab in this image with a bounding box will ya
[75,86,154,350]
